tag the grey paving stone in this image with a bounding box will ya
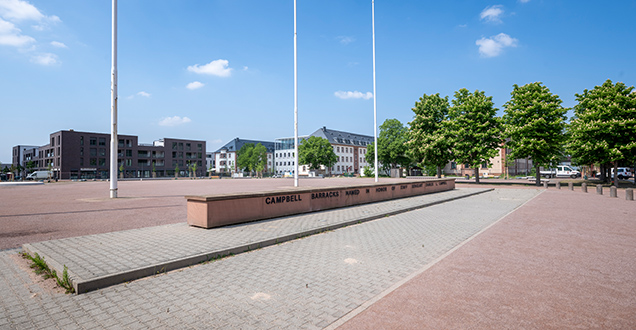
[0,189,539,329]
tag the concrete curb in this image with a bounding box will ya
[24,188,493,294]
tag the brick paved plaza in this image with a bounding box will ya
[1,179,635,329]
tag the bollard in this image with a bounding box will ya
[582,182,587,193]
[596,184,603,195]
[556,181,561,189]
[610,186,617,198]
[543,181,548,189]
[568,182,573,191]
[626,188,634,201]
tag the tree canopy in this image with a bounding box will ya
[237,143,268,176]
[448,88,502,183]
[566,79,636,182]
[298,136,337,172]
[407,93,453,177]
[503,82,568,185]
[366,118,410,174]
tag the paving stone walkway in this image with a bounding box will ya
[23,188,491,293]
[1,188,540,329]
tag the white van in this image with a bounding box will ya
[611,167,633,179]
[26,171,52,180]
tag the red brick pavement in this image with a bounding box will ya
[336,187,636,329]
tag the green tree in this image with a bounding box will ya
[16,164,24,179]
[9,164,16,181]
[190,162,197,178]
[252,143,268,178]
[119,164,124,178]
[298,136,337,174]
[237,143,255,174]
[26,160,36,175]
[407,93,453,178]
[566,79,636,184]
[503,82,568,186]
[174,164,179,178]
[367,119,410,175]
[448,88,502,184]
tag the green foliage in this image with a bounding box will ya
[237,143,255,173]
[366,119,410,174]
[407,93,453,176]
[21,252,75,294]
[448,88,502,183]
[26,161,36,173]
[237,143,268,176]
[566,79,636,167]
[503,82,568,184]
[298,136,337,171]
[119,164,124,172]
[363,166,374,177]
[253,143,268,176]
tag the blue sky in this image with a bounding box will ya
[1,0,635,162]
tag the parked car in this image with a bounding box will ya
[611,167,633,180]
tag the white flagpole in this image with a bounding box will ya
[372,0,378,183]
[110,0,118,198]
[294,0,299,187]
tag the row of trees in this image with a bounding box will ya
[365,79,635,186]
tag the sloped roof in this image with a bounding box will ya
[310,127,374,147]
[215,138,275,153]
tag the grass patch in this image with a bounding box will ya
[20,252,75,294]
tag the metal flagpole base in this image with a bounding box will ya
[110,189,118,198]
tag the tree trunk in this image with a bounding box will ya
[535,165,541,187]
[474,167,480,184]
[613,161,619,188]
[437,166,442,178]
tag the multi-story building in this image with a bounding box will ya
[11,145,40,177]
[212,138,275,174]
[275,127,374,176]
[12,129,206,180]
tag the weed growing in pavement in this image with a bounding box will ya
[20,252,75,294]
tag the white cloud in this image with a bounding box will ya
[243,66,248,71]
[336,36,355,45]
[187,59,232,77]
[0,18,34,47]
[137,91,151,97]
[186,81,204,90]
[476,33,518,57]
[50,41,66,48]
[334,91,374,100]
[30,52,57,65]
[480,5,504,23]
[159,116,192,127]
[0,0,45,21]
[519,0,530,3]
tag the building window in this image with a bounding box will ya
[90,148,97,156]
[126,159,132,166]
[179,152,183,158]
[51,137,55,146]
[126,150,132,157]
[481,162,488,169]
[80,136,84,145]
[179,143,184,150]
[90,138,97,146]
[99,148,106,156]
[80,147,84,156]
[118,139,124,148]
[126,139,132,147]
[186,143,191,151]
[90,158,97,166]
[99,138,106,146]
[80,158,84,166]
[99,158,106,166]
[198,144,202,151]
[172,142,178,150]
[451,162,457,170]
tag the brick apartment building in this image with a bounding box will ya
[12,129,205,180]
